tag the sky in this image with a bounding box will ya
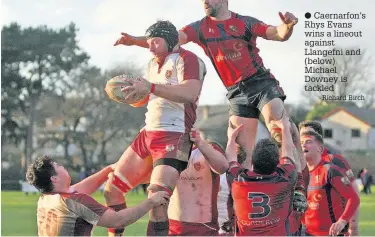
[2,0,375,105]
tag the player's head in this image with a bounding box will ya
[299,121,323,136]
[201,0,228,17]
[251,138,279,175]
[300,131,324,161]
[145,20,179,56]
[26,155,71,194]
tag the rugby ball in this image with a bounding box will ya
[105,74,148,105]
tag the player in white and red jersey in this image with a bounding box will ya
[168,128,228,236]
[104,20,207,236]
[26,155,169,236]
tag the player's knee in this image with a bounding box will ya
[147,183,174,197]
[153,158,188,174]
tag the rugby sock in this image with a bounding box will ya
[147,221,169,236]
[108,203,127,236]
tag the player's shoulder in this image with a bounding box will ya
[234,12,260,22]
[61,192,94,204]
[177,48,199,58]
[182,17,208,30]
[325,162,346,177]
[176,48,206,67]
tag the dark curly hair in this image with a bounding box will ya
[26,155,57,194]
[252,139,279,175]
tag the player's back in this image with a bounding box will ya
[231,163,296,236]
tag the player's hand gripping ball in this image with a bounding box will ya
[105,74,149,107]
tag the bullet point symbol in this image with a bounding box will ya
[305,12,311,19]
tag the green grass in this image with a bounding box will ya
[2,191,375,236]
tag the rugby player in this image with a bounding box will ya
[168,128,228,235]
[26,156,169,236]
[226,115,303,236]
[301,131,360,236]
[104,20,206,236]
[299,120,359,235]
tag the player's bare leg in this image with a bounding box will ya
[147,165,179,236]
[261,98,289,143]
[229,115,258,169]
[104,147,153,236]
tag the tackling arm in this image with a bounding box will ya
[70,165,114,195]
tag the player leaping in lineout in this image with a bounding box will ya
[114,0,298,169]
[104,20,207,236]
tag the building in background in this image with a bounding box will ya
[320,106,375,151]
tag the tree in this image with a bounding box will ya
[86,64,146,164]
[302,47,374,108]
[37,64,146,167]
[1,22,89,165]
[305,102,339,121]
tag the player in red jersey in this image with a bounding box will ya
[105,21,206,236]
[300,131,360,236]
[299,120,359,235]
[26,156,169,236]
[114,0,299,169]
[226,115,305,236]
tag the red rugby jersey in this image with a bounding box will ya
[181,11,274,88]
[304,160,359,236]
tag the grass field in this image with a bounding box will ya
[2,191,375,236]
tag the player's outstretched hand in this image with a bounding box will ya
[190,127,204,147]
[227,121,244,142]
[293,191,308,213]
[148,191,170,207]
[269,113,291,131]
[279,12,298,27]
[114,32,135,46]
[329,219,348,236]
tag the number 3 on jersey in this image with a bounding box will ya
[248,192,271,219]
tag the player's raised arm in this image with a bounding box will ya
[270,115,295,163]
[114,31,189,48]
[189,128,229,174]
[265,12,298,41]
[70,164,115,195]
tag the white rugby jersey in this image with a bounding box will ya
[168,146,221,223]
[145,48,206,133]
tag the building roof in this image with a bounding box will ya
[322,106,375,126]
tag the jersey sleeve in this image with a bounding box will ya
[176,51,206,83]
[226,161,244,189]
[211,143,225,155]
[331,154,355,182]
[328,167,360,222]
[243,16,270,39]
[180,20,202,44]
[65,193,109,225]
